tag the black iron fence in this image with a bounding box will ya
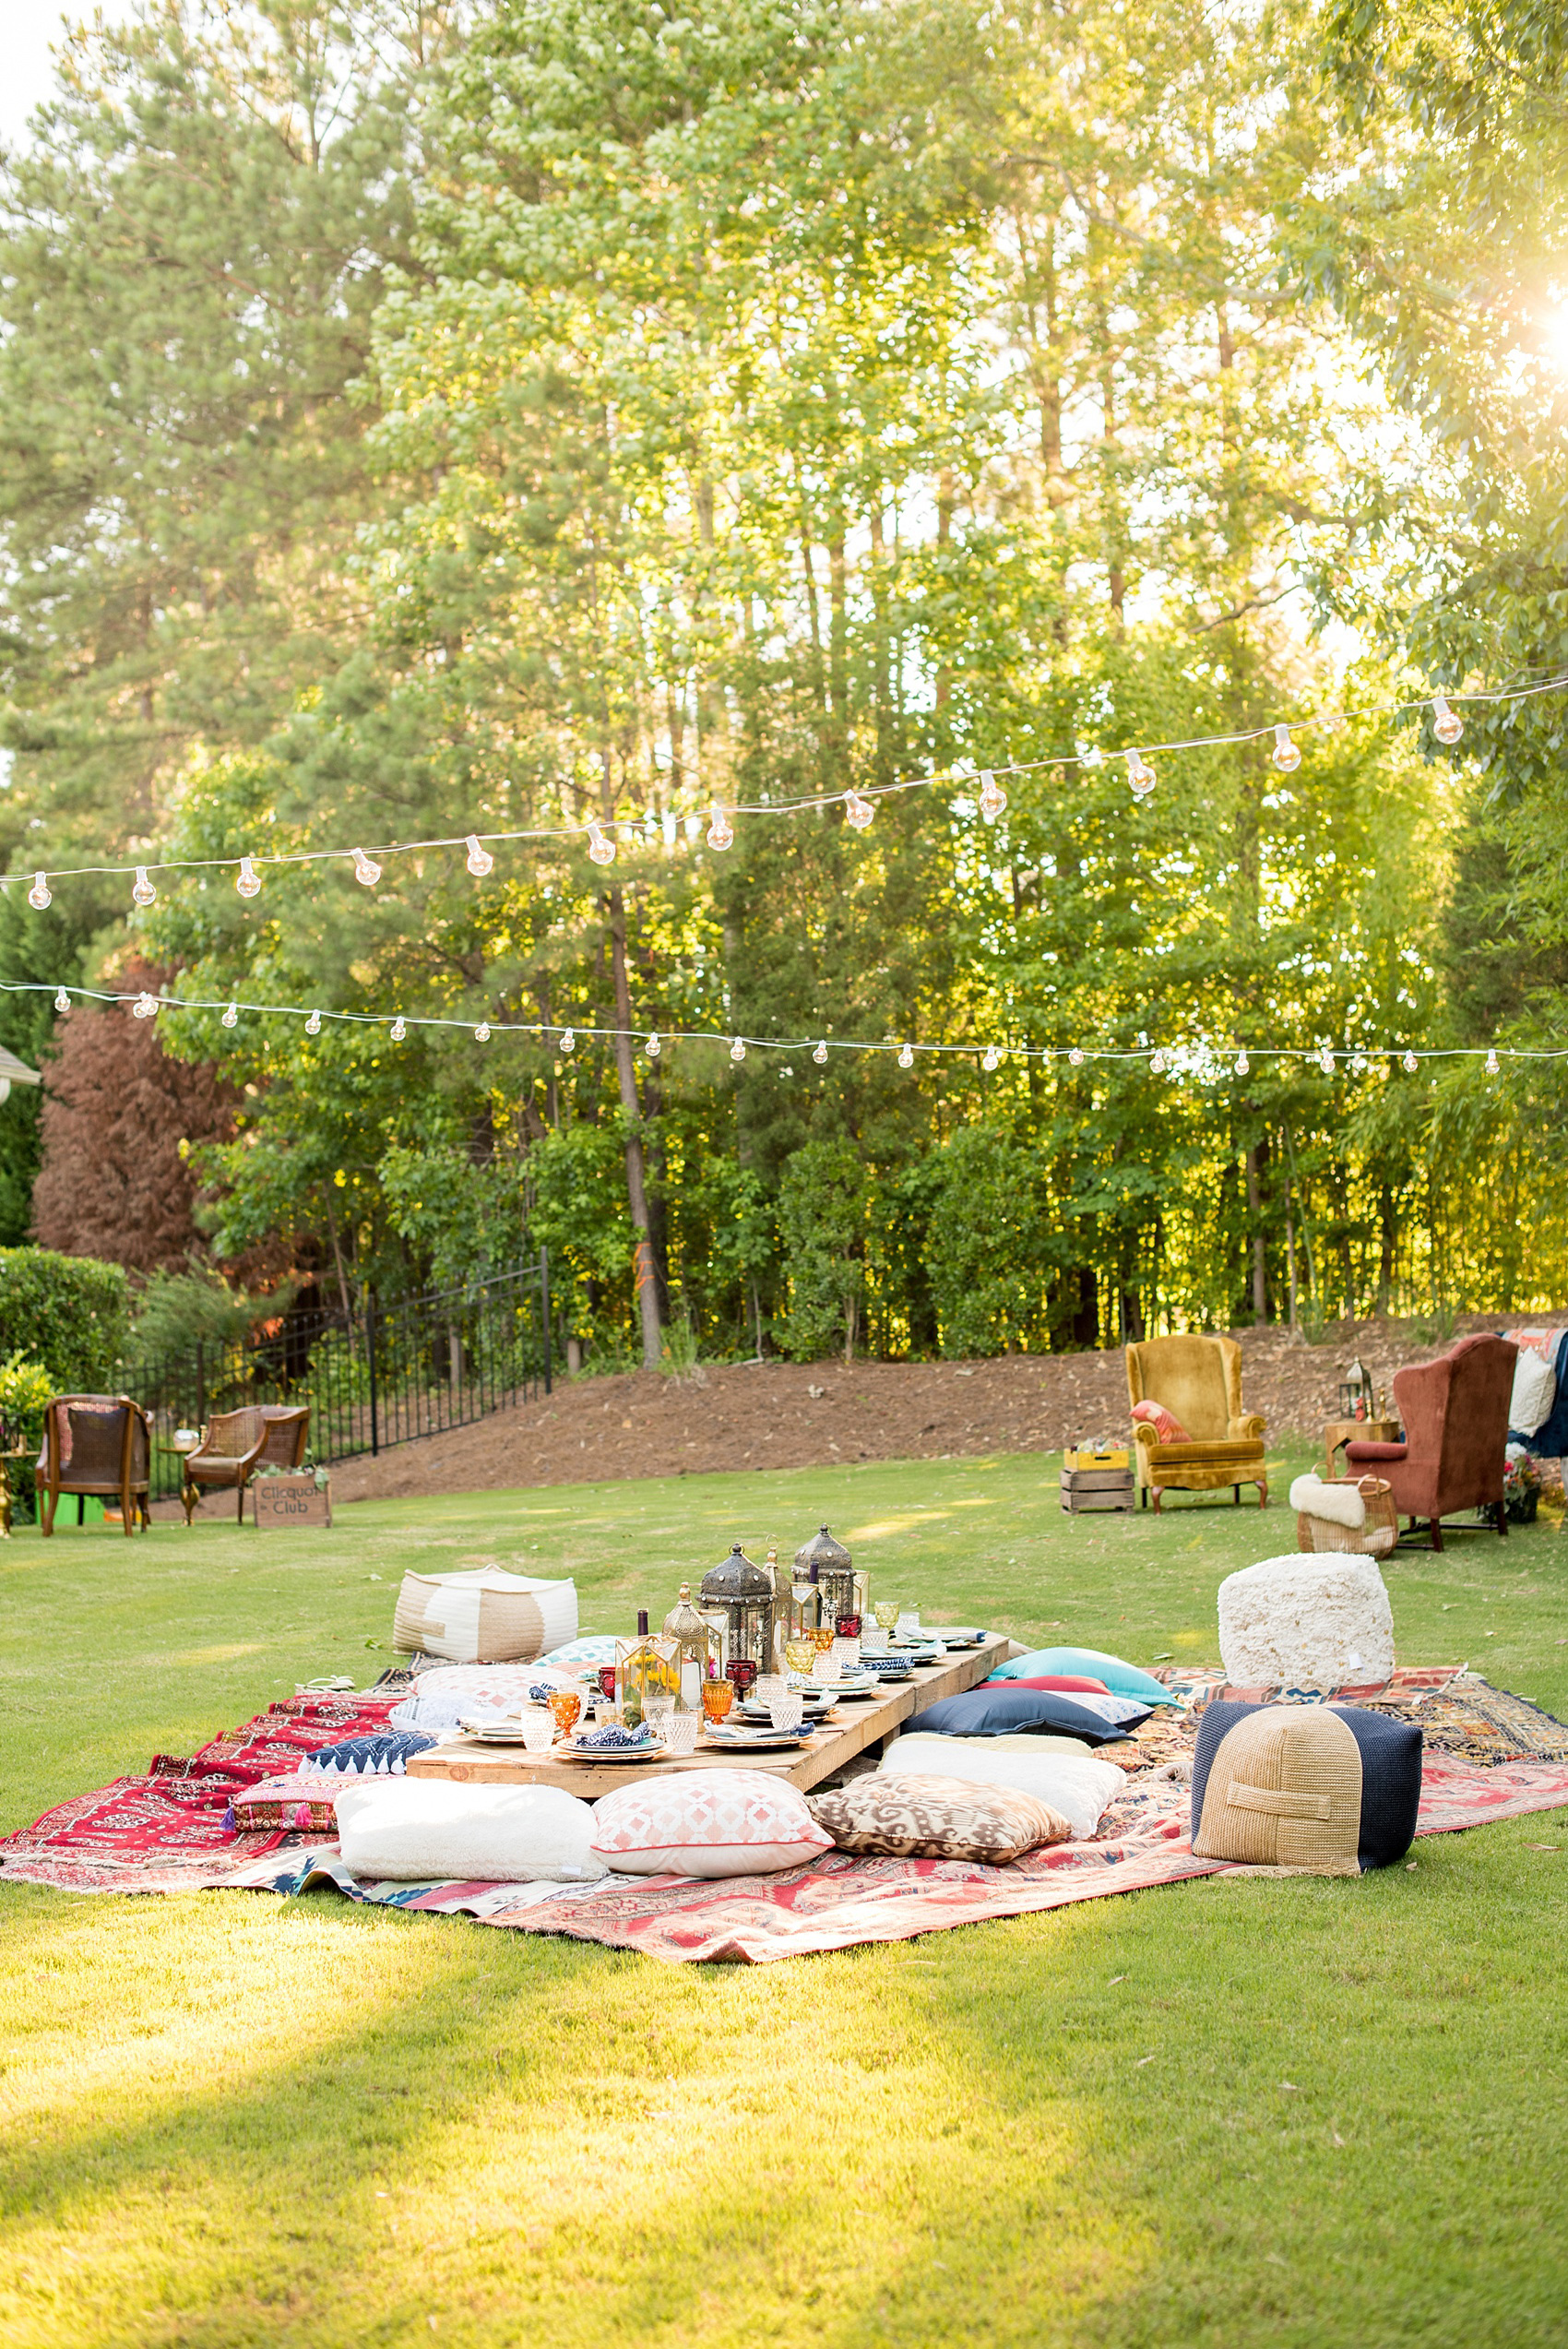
[114,1254,552,1504]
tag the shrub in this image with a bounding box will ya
[0,1246,131,1389]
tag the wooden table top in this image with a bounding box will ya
[405,1631,1015,1797]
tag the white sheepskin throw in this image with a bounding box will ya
[1218,1554,1395,1688]
[1288,1474,1366,1529]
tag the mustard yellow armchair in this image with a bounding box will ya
[1125,1334,1268,1511]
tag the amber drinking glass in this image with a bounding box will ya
[701,1678,735,1726]
[785,1638,817,1676]
[809,1625,837,1654]
[548,1688,582,1739]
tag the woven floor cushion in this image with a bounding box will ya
[1191,1701,1422,1874]
[227,1774,339,1834]
[1218,1554,1395,1687]
[809,1772,1071,1862]
[588,1769,832,1878]
[392,1570,577,1663]
[878,1735,1123,1841]
[334,1779,606,1883]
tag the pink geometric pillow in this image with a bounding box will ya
[588,1768,833,1879]
[1132,1399,1191,1445]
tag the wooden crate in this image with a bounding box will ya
[1060,1465,1134,1514]
[251,1474,332,1530]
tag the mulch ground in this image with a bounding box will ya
[326,1311,1545,1507]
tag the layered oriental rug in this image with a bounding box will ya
[5,1671,1568,1964]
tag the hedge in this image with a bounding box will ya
[0,1247,131,1390]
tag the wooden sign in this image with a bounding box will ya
[251,1474,332,1530]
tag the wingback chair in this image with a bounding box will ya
[1125,1334,1268,1511]
[35,1396,151,1536]
[181,1404,310,1523]
[1344,1333,1514,1549]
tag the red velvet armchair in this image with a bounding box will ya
[1344,1333,1515,1550]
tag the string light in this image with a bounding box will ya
[1234,1050,1250,1075]
[132,990,158,1019]
[897,1042,915,1068]
[474,1021,490,1042]
[588,821,615,866]
[560,1029,575,1054]
[981,1044,1001,1072]
[465,835,494,877]
[221,1001,238,1028]
[845,791,874,830]
[1402,1050,1419,1073]
[350,847,381,888]
[1272,726,1301,773]
[53,988,69,1012]
[1068,1046,1085,1066]
[235,857,261,900]
[1486,1048,1500,1075]
[730,1037,747,1061]
[390,1017,407,1042]
[133,866,156,908]
[813,1040,828,1064]
[305,1009,322,1034]
[27,875,49,910]
[1149,1048,1167,1075]
[646,1032,661,1058]
[1124,750,1157,800]
[979,771,1007,821]
[1431,696,1464,745]
[1319,1046,1336,1075]
[706,805,734,851]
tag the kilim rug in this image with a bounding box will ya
[6,1673,1568,1960]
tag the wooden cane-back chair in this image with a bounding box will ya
[35,1396,152,1536]
[181,1404,310,1522]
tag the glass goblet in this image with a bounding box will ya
[768,1691,804,1734]
[520,1708,556,1752]
[785,1638,817,1677]
[662,1711,700,1756]
[809,1625,837,1654]
[701,1677,735,1727]
[874,1601,900,1633]
[548,1687,582,1740]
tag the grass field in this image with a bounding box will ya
[4,1445,1568,2348]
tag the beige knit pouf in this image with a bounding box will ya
[1217,1553,1395,1688]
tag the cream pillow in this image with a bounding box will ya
[1509,1346,1556,1437]
[589,1769,832,1878]
[878,1734,1123,1841]
[334,1780,606,1883]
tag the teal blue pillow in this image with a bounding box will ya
[988,1646,1176,1705]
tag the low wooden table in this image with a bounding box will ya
[406,1633,1015,1798]
[1323,1418,1400,1480]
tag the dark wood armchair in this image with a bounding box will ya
[181,1405,310,1523]
[35,1396,152,1536]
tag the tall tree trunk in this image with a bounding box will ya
[1246,1135,1269,1322]
[606,883,663,1369]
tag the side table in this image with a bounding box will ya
[1323,1417,1400,1480]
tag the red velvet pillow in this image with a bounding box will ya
[1132,1399,1191,1444]
[991,1675,1114,1697]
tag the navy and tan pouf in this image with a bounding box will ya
[1191,1700,1422,1875]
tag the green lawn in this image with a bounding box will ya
[4,1446,1568,2348]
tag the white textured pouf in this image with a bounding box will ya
[1218,1554,1395,1688]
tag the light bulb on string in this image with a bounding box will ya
[1402,1050,1419,1073]
[1124,750,1157,800]
[706,805,733,851]
[133,866,156,908]
[979,771,1007,822]
[351,847,381,888]
[305,1009,322,1035]
[981,1044,1001,1073]
[730,1036,747,1062]
[560,1029,575,1055]
[1272,725,1301,773]
[474,1021,490,1043]
[235,857,261,900]
[1431,696,1464,745]
[897,1042,915,1068]
[53,988,70,1012]
[587,821,615,866]
[1234,1049,1250,1076]
[465,835,494,877]
[389,1017,407,1042]
[844,790,874,830]
[646,1032,661,1059]
[1486,1047,1500,1075]
[1149,1048,1167,1075]
[1319,1046,1336,1075]
[812,1040,828,1065]
[132,990,158,1019]
[221,1001,238,1029]
[1068,1046,1085,1067]
[28,874,50,910]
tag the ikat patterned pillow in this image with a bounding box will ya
[808,1772,1072,1863]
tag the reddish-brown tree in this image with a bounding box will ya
[30,972,241,1272]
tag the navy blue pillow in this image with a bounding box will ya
[1192,1701,1421,1871]
[303,1731,435,1777]
[909,1686,1148,1744]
